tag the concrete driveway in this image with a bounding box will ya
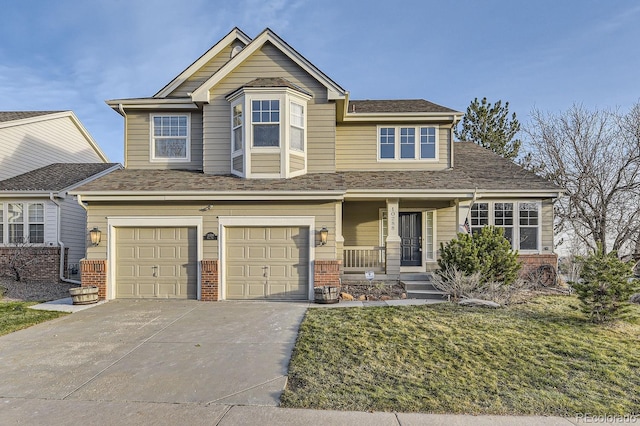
[0,300,307,408]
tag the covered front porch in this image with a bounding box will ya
[339,197,473,278]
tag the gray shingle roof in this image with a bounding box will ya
[347,100,459,114]
[74,143,558,194]
[0,163,120,192]
[0,111,65,123]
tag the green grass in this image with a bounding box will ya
[0,301,68,336]
[281,296,640,415]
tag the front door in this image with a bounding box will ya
[400,212,422,266]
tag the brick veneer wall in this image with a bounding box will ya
[81,259,107,300]
[0,247,67,283]
[201,259,219,301]
[518,253,558,278]
[314,260,341,287]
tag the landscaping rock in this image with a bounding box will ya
[340,292,354,301]
[630,293,640,304]
[458,298,501,309]
[401,293,407,299]
[357,295,366,301]
[380,295,391,301]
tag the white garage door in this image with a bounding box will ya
[226,226,309,300]
[116,227,197,299]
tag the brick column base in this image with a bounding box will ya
[81,259,107,300]
[201,259,219,301]
[518,254,558,278]
[314,260,341,287]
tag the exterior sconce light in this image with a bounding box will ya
[319,226,329,246]
[89,227,102,246]
[204,232,218,240]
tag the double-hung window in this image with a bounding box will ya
[252,100,280,147]
[28,203,45,244]
[378,126,438,160]
[290,102,304,152]
[8,203,24,243]
[232,104,243,152]
[2,202,45,244]
[151,114,190,161]
[470,201,540,251]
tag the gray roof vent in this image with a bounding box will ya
[231,45,243,58]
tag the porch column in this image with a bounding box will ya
[385,198,401,277]
[335,201,344,270]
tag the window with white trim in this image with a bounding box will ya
[290,102,304,152]
[252,100,280,147]
[378,126,438,160]
[1,202,45,244]
[151,114,190,160]
[470,201,541,251]
[232,103,243,152]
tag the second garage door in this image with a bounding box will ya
[116,227,197,299]
[226,226,309,300]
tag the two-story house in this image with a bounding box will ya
[0,111,120,283]
[73,28,561,301]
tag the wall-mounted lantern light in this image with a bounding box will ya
[319,226,329,246]
[89,227,102,246]
[204,232,218,240]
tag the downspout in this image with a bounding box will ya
[118,103,128,168]
[50,193,81,285]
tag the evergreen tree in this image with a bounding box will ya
[455,97,522,160]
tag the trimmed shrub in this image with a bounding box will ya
[438,226,521,285]
[572,248,636,323]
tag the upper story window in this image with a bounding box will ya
[470,201,540,252]
[1,202,45,244]
[150,113,191,161]
[290,102,305,152]
[232,104,243,152]
[252,100,280,147]
[378,126,438,161]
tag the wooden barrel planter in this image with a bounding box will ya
[69,286,99,305]
[314,286,339,304]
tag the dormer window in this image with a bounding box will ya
[378,125,438,161]
[252,100,280,147]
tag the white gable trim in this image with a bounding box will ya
[154,28,252,98]
[191,28,346,103]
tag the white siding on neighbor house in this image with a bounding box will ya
[125,112,204,170]
[335,124,451,171]
[60,195,87,267]
[203,43,330,175]
[0,116,104,180]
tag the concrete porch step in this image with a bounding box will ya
[399,273,433,281]
[405,289,450,300]
[402,281,438,292]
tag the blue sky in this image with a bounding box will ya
[1,0,639,163]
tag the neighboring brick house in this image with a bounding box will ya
[73,27,561,301]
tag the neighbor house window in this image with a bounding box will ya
[470,201,541,251]
[0,207,3,243]
[8,203,24,243]
[290,102,305,152]
[28,203,45,244]
[232,103,243,152]
[379,126,438,160]
[151,114,190,160]
[252,100,280,147]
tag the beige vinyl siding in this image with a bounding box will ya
[59,195,87,267]
[203,43,329,174]
[232,155,244,173]
[125,111,203,170]
[85,201,338,261]
[290,153,304,172]
[541,198,554,250]
[335,124,451,171]
[307,103,336,173]
[170,44,236,97]
[251,153,280,174]
[435,205,458,249]
[342,201,384,246]
[0,116,104,180]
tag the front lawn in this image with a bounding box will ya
[281,296,640,415]
[0,302,68,336]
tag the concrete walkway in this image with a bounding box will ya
[2,299,585,425]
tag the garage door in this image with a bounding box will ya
[226,227,309,300]
[116,227,197,299]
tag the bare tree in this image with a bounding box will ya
[525,103,640,255]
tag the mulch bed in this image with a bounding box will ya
[339,281,406,301]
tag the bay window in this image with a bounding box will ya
[252,100,280,147]
[290,102,305,152]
